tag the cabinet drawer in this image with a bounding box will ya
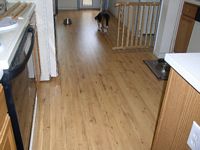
[0,115,16,150]
[0,86,7,133]
[183,2,198,19]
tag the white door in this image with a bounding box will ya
[79,0,100,9]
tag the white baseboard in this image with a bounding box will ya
[29,95,38,150]
[40,73,50,81]
[58,7,78,10]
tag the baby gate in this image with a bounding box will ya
[113,2,160,50]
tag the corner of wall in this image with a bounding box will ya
[153,49,165,59]
[35,0,57,81]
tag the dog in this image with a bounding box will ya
[95,11,110,32]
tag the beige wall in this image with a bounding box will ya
[58,0,78,10]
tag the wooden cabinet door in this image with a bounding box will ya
[0,115,16,150]
[151,69,200,150]
[182,3,198,19]
[174,15,195,53]
[0,86,8,132]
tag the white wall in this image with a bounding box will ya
[93,0,100,8]
[58,0,77,10]
[153,0,170,57]
[58,0,100,10]
[187,22,200,53]
[35,0,58,80]
[153,0,184,58]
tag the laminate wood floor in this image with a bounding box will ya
[32,10,166,150]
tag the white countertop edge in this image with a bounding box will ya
[165,54,200,93]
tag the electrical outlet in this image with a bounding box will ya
[187,121,200,150]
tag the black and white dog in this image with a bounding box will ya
[95,11,110,32]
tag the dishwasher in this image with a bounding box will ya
[0,25,36,150]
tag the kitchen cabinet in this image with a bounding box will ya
[0,115,17,150]
[0,85,16,150]
[174,2,198,53]
[0,86,8,131]
[174,15,195,52]
[151,69,200,150]
[32,20,41,82]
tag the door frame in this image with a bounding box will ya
[78,0,100,9]
[153,0,184,58]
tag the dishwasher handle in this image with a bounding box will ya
[2,26,35,82]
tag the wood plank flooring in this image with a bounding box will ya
[32,10,166,150]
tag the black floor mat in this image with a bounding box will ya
[144,59,170,80]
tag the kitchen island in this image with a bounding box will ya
[152,53,200,149]
[165,53,200,92]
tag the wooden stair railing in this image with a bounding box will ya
[113,2,160,50]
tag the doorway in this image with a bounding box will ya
[79,0,100,9]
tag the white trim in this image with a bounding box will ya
[153,0,184,58]
[170,0,184,52]
[153,0,164,57]
[46,0,58,78]
[29,94,38,150]
[35,0,58,81]
[58,7,78,10]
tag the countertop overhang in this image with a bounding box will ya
[165,53,200,93]
[0,3,35,79]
